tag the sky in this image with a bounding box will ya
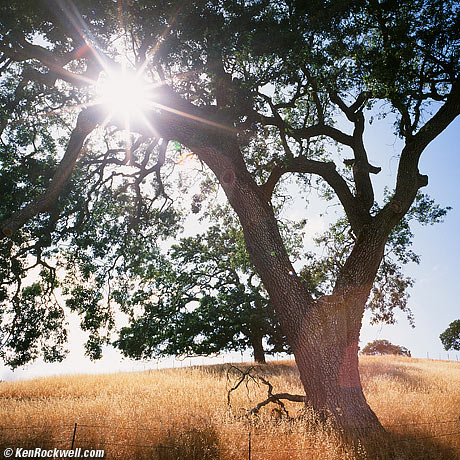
[359,113,460,361]
[1,101,459,382]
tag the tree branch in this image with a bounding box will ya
[329,90,369,123]
[258,112,355,147]
[0,39,96,87]
[350,111,378,211]
[260,157,369,234]
[226,365,305,419]
[1,105,104,239]
[328,90,379,211]
[377,78,460,232]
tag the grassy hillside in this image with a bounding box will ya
[0,356,459,459]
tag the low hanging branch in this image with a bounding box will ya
[226,365,305,419]
[1,105,104,239]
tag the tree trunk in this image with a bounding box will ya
[250,335,266,364]
[210,162,387,439]
[293,293,383,437]
[157,127,388,439]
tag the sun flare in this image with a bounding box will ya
[97,70,153,121]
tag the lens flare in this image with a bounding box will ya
[97,71,152,120]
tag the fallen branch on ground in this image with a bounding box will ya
[226,365,305,419]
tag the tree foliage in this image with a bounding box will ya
[361,339,411,357]
[115,207,303,363]
[440,320,460,351]
[1,0,459,436]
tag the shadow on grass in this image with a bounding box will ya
[156,426,221,460]
[0,426,72,453]
[1,425,222,460]
[354,429,460,460]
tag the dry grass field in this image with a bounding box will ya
[1,356,459,459]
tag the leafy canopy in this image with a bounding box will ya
[440,320,460,351]
[0,0,459,367]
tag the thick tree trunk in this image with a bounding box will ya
[293,293,383,436]
[205,158,387,439]
[250,334,266,364]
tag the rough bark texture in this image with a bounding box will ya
[251,334,266,364]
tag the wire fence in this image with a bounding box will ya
[1,417,459,460]
[103,351,460,373]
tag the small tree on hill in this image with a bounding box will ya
[115,215,295,364]
[440,320,460,351]
[361,340,411,357]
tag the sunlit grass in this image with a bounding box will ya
[1,356,459,459]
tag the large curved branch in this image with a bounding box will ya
[260,157,369,234]
[126,86,245,169]
[0,36,98,84]
[376,78,460,233]
[1,105,104,239]
[259,112,355,147]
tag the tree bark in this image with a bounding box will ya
[250,334,266,364]
[208,155,387,439]
[293,294,383,436]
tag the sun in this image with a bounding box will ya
[97,70,153,121]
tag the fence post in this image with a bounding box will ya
[71,423,77,449]
[248,431,251,460]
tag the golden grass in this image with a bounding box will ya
[1,356,459,459]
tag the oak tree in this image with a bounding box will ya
[1,0,459,441]
[361,339,411,357]
[440,320,460,351]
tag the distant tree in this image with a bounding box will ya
[361,339,411,357]
[440,320,460,351]
[115,208,299,364]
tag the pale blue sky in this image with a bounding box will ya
[360,115,460,360]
